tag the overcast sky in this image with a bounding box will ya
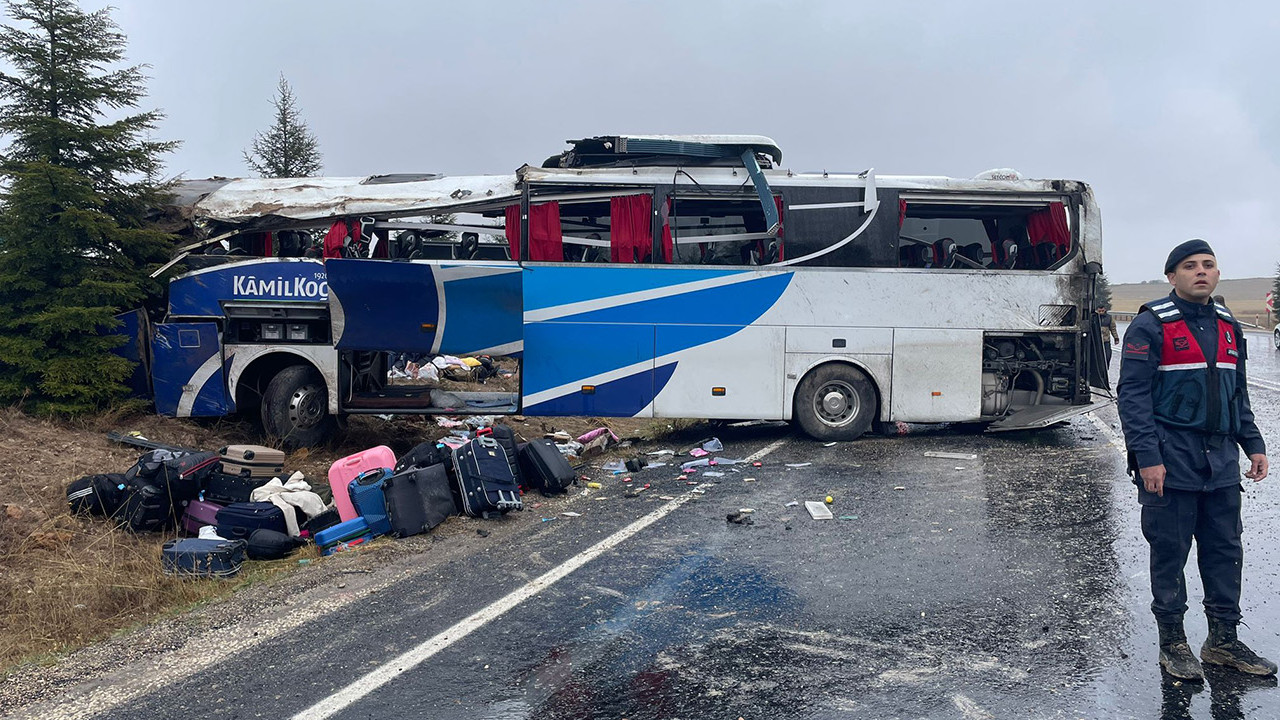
[17,1,1280,284]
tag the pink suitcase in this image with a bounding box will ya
[328,446,396,522]
[181,499,226,535]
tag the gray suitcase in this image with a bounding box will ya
[219,444,286,478]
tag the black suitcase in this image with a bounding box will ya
[162,538,246,578]
[215,501,288,541]
[301,507,342,538]
[67,473,128,517]
[518,439,576,495]
[394,440,447,474]
[122,479,179,533]
[126,449,221,503]
[203,471,268,505]
[451,436,522,518]
[384,464,456,537]
[483,425,523,487]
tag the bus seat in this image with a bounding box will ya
[996,239,1019,268]
[1034,242,1059,268]
[959,243,984,266]
[932,239,956,268]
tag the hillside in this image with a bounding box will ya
[1110,277,1276,325]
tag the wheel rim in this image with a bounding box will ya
[812,380,859,428]
[288,383,326,430]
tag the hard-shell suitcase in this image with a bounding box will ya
[215,501,288,541]
[348,468,392,536]
[328,446,396,522]
[482,425,523,487]
[181,498,226,535]
[383,464,455,538]
[161,538,246,578]
[518,440,576,494]
[219,444,286,478]
[316,517,373,555]
[203,471,267,505]
[451,436,522,518]
[67,473,128,517]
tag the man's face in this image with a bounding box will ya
[1166,253,1219,302]
[1096,307,1106,314]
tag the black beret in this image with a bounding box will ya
[1164,239,1215,275]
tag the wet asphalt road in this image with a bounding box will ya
[21,329,1280,720]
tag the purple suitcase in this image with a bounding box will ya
[181,499,226,535]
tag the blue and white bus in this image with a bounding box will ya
[126,135,1110,446]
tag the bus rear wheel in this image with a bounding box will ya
[261,364,336,449]
[794,364,877,441]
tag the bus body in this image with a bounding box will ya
[131,135,1109,445]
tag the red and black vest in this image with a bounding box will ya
[1141,297,1241,434]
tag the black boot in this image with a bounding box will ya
[1201,618,1278,676]
[1159,621,1205,681]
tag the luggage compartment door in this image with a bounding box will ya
[521,322,656,417]
[151,322,232,417]
[109,308,152,399]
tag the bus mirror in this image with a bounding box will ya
[1083,261,1102,276]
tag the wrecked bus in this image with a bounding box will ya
[125,135,1110,446]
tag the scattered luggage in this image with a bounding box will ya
[126,449,221,504]
[518,439,576,495]
[328,446,396,522]
[451,435,522,518]
[383,464,455,538]
[215,501,289,541]
[122,479,180,533]
[66,473,128,517]
[180,498,226,536]
[244,528,305,560]
[483,425,523,487]
[394,441,447,474]
[161,538,246,578]
[203,471,268,505]
[219,444,286,478]
[348,468,392,536]
[315,517,374,556]
[301,507,342,538]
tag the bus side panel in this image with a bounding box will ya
[151,322,232,417]
[110,309,151,399]
[521,322,656,417]
[889,328,983,421]
[326,259,522,356]
[652,325,785,419]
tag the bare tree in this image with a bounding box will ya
[243,75,322,178]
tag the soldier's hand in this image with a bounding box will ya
[1140,464,1166,497]
[1245,454,1269,482]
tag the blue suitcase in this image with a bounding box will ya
[161,538,246,578]
[348,468,392,536]
[315,517,373,555]
[215,501,288,541]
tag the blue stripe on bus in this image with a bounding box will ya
[523,362,677,416]
[522,267,747,312]
[554,272,792,326]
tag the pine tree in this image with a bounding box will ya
[1094,272,1113,309]
[0,0,177,414]
[243,76,322,178]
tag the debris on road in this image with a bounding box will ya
[805,501,834,520]
[561,512,581,517]
[786,462,812,468]
[785,500,799,507]
[924,451,978,460]
[726,510,754,525]
[893,486,906,491]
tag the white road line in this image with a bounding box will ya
[293,435,791,720]
[1086,411,1127,453]
[1249,378,1280,393]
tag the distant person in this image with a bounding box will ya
[1096,305,1119,367]
[1117,239,1273,681]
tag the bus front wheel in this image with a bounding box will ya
[794,364,877,441]
[261,364,336,449]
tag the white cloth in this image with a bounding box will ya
[197,525,226,540]
[249,472,327,537]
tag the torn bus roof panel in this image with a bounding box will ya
[189,174,520,227]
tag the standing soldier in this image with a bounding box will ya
[1117,239,1273,681]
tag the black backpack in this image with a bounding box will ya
[66,473,128,517]
[245,528,305,560]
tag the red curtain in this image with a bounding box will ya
[899,199,907,228]
[660,198,673,263]
[1027,202,1070,254]
[504,205,521,261]
[506,203,563,261]
[610,195,652,263]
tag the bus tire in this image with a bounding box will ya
[260,364,335,449]
[793,364,877,441]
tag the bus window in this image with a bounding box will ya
[669,195,780,266]
[899,200,1072,270]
